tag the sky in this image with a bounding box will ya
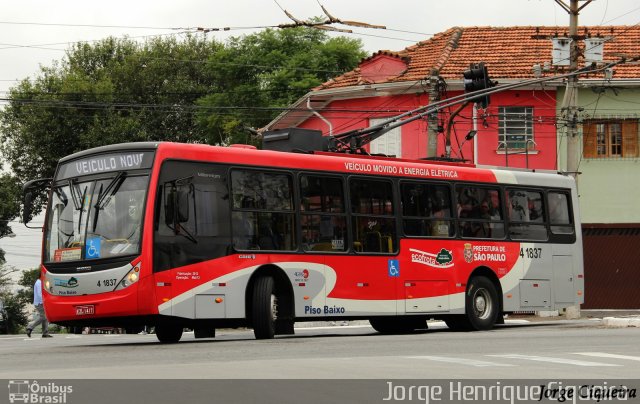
[1,0,640,271]
[2,0,640,97]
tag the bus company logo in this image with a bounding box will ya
[464,243,474,263]
[8,380,73,403]
[294,269,310,282]
[53,277,79,288]
[409,248,454,269]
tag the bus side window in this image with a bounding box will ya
[350,178,396,253]
[456,186,504,239]
[231,169,296,251]
[548,192,574,235]
[400,182,454,238]
[507,189,547,241]
[153,161,231,272]
[299,175,347,253]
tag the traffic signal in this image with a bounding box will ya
[462,62,496,109]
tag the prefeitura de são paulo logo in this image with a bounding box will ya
[8,380,73,403]
[464,243,473,263]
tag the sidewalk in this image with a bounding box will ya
[582,309,640,328]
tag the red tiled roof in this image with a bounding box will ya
[316,26,640,90]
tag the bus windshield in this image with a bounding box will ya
[44,175,148,263]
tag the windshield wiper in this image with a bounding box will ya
[68,180,83,211]
[68,180,88,233]
[92,172,126,231]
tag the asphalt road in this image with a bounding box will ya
[1,319,639,380]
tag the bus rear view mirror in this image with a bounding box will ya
[164,186,190,228]
[176,188,190,223]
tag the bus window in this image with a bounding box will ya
[456,186,505,239]
[300,175,347,252]
[231,169,296,251]
[400,182,454,238]
[350,178,396,253]
[154,162,231,272]
[548,192,574,235]
[506,189,548,241]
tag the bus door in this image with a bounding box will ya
[332,176,400,316]
[399,181,455,314]
[507,188,553,309]
[400,240,451,314]
[548,191,580,305]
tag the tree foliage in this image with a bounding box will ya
[196,28,365,145]
[0,28,364,212]
[0,266,37,333]
[0,35,222,186]
[0,174,21,260]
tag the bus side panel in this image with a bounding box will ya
[324,255,398,316]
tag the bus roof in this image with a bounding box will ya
[57,141,575,189]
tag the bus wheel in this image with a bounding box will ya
[465,276,499,331]
[155,324,183,343]
[252,275,277,340]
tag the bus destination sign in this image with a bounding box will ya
[56,152,155,180]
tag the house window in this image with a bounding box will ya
[583,120,639,158]
[498,107,534,149]
[370,118,401,157]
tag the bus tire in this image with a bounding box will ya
[155,324,183,343]
[252,275,277,340]
[465,276,499,331]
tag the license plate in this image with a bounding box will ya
[75,305,95,316]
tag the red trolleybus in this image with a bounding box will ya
[23,141,583,342]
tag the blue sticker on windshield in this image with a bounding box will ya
[86,237,101,259]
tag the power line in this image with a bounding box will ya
[0,20,180,30]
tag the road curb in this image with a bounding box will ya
[602,317,640,328]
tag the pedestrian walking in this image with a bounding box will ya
[26,278,52,338]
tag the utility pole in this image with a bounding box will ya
[556,0,593,177]
[427,72,441,158]
[565,0,581,179]
[555,0,593,320]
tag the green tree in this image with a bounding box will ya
[0,174,20,239]
[0,35,222,212]
[0,266,36,334]
[197,27,365,145]
[0,29,365,210]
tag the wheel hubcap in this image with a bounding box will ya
[473,288,492,320]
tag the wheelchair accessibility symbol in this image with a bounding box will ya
[86,237,101,259]
[388,259,400,277]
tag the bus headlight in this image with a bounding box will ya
[119,265,141,289]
